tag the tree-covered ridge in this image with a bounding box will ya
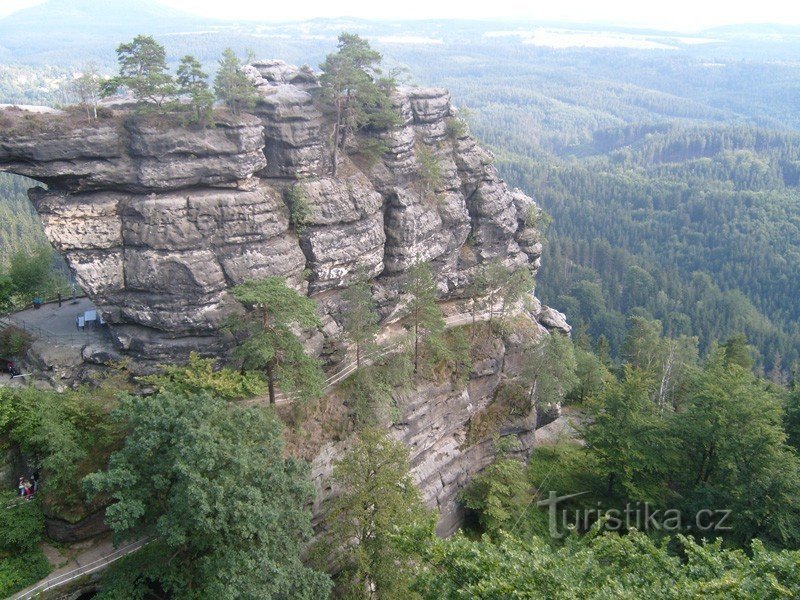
[492,124,800,373]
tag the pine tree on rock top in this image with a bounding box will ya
[176,55,214,125]
[214,48,258,116]
[107,35,176,109]
[319,32,399,176]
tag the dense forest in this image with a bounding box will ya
[0,174,48,268]
[495,126,800,374]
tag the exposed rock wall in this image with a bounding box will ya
[0,61,570,532]
[308,313,550,536]
[0,62,563,360]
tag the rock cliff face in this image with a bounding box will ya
[0,60,569,532]
[308,313,555,536]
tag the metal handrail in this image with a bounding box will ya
[12,538,151,600]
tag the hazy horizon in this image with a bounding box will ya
[1,0,799,32]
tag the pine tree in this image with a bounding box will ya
[404,261,445,373]
[214,48,258,116]
[231,277,324,404]
[342,274,379,369]
[176,55,214,125]
[465,269,488,339]
[319,33,399,176]
[111,35,175,108]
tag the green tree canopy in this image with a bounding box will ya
[214,48,257,116]
[85,391,331,599]
[583,367,672,502]
[110,35,175,108]
[670,351,800,547]
[176,54,214,125]
[319,428,430,599]
[411,529,800,599]
[403,261,445,373]
[341,274,379,368]
[521,333,579,414]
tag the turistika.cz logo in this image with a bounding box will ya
[536,491,733,539]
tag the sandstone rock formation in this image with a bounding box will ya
[0,66,564,360]
[309,312,551,536]
[0,63,569,532]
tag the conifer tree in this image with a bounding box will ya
[319,33,399,176]
[231,277,324,404]
[404,261,445,373]
[214,48,258,116]
[342,273,379,369]
[110,35,175,108]
[176,54,214,125]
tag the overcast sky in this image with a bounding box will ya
[0,0,797,31]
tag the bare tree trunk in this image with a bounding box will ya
[414,307,420,373]
[658,343,675,412]
[331,119,340,177]
[528,380,538,411]
[331,97,346,176]
[267,362,276,405]
[471,298,477,339]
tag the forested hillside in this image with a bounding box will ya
[0,174,48,267]
[496,126,800,373]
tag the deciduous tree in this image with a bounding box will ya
[85,391,331,599]
[319,428,429,599]
[521,333,579,415]
[71,62,103,119]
